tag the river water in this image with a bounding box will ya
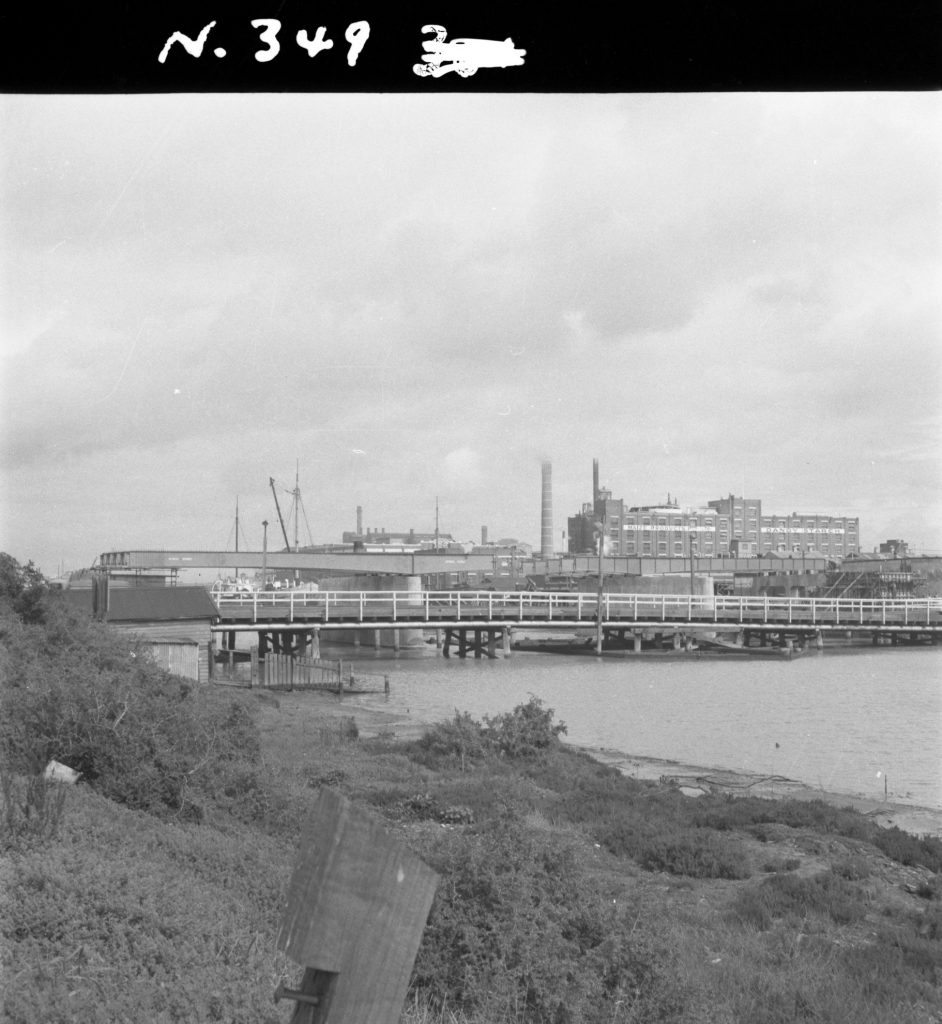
[315,643,942,809]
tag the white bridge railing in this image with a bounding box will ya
[214,590,942,628]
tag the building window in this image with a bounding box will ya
[626,542,636,554]
[657,517,667,527]
[642,517,651,527]
[673,541,683,555]
[657,541,668,555]
[642,542,651,554]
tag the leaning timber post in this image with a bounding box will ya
[502,628,511,658]
[474,629,483,659]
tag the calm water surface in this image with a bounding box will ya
[321,644,942,809]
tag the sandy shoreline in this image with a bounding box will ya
[256,687,942,839]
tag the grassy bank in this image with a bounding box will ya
[2,566,941,1023]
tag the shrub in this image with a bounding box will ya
[413,816,682,1023]
[482,697,567,758]
[411,699,568,772]
[0,771,68,850]
[0,603,265,821]
[730,870,869,931]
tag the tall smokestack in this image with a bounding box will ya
[541,461,554,558]
[482,526,488,546]
[593,458,599,504]
[356,505,363,536]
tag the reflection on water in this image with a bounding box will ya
[317,643,942,809]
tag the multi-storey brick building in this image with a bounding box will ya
[567,464,860,559]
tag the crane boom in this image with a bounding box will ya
[269,477,291,550]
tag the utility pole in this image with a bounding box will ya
[689,530,697,595]
[596,515,606,656]
[262,520,269,589]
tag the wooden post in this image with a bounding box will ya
[250,645,258,688]
[277,789,439,1024]
[502,628,511,657]
[487,630,497,659]
[474,628,482,658]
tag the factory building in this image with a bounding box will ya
[567,462,860,559]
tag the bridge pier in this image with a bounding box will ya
[502,628,511,657]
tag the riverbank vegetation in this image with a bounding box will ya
[2,553,941,1023]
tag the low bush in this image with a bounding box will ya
[1,598,266,822]
[413,815,683,1023]
[730,869,869,931]
[0,771,68,851]
[410,698,567,772]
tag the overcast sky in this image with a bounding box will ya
[1,92,940,574]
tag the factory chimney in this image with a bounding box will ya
[593,458,599,505]
[481,526,488,546]
[540,460,554,558]
[356,505,363,536]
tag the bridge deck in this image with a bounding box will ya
[213,591,942,633]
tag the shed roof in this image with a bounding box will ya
[63,585,219,623]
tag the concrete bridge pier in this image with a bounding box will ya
[502,628,511,657]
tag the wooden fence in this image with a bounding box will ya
[257,652,389,694]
